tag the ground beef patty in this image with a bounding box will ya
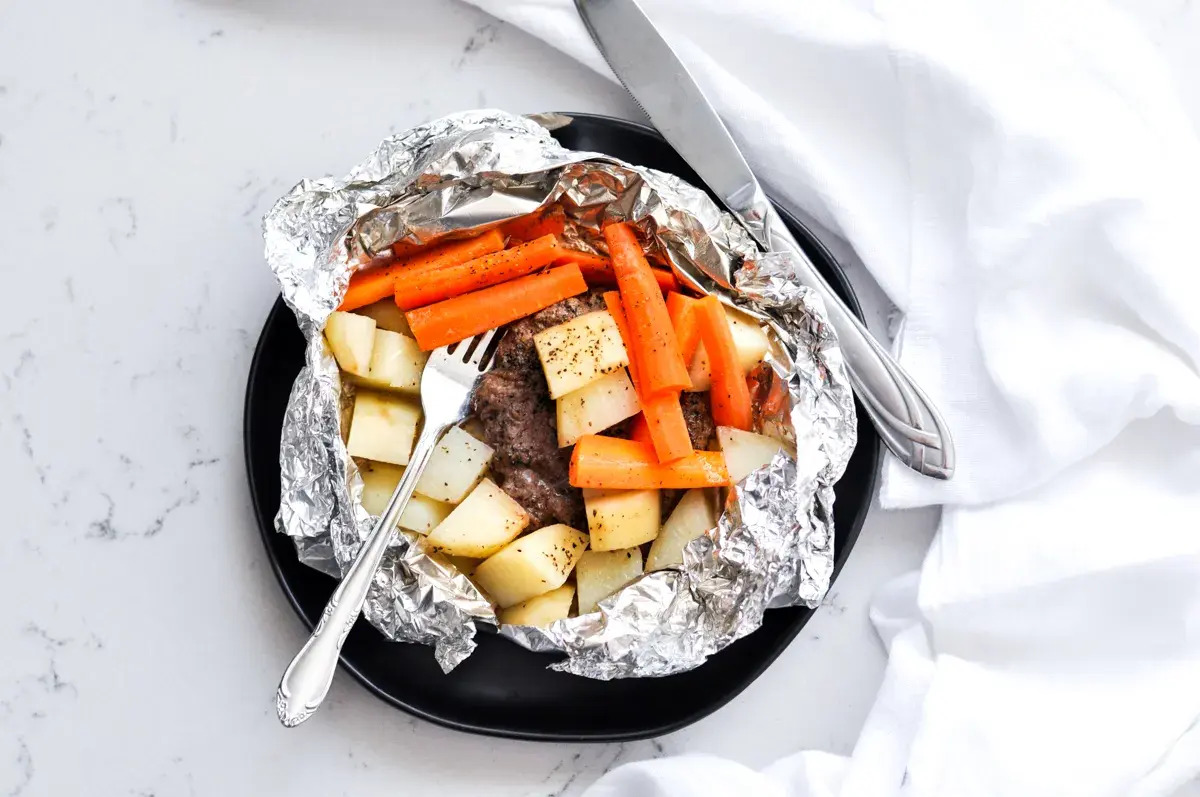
[680,391,715,450]
[471,291,720,529]
[470,292,607,528]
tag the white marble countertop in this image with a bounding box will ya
[2,1,1196,795]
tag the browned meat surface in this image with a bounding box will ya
[472,291,721,529]
[493,293,607,373]
[471,292,607,528]
[681,391,715,450]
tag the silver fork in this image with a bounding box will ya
[275,329,502,727]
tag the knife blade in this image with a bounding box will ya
[575,0,956,479]
[574,0,771,241]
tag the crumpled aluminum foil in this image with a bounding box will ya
[263,110,856,678]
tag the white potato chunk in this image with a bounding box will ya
[686,307,771,392]
[556,369,640,447]
[358,459,404,515]
[534,310,629,399]
[414,425,494,504]
[583,488,660,551]
[646,489,718,571]
[445,555,481,575]
[425,479,531,558]
[718,426,786,483]
[346,391,421,466]
[356,460,453,533]
[324,311,376,377]
[472,524,589,608]
[396,495,452,534]
[499,584,575,627]
[355,299,412,335]
[352,329,426,393]
[576,548,643,614]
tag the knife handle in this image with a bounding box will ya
[764,211,955,480]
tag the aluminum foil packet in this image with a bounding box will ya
[263,110,856,678]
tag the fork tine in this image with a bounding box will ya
[466,327,501,368]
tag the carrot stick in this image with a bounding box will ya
[556,250,613,283]
[387,229,509,286]
[603,223,690,395]
[695,296,753,430]
[557,250,677,292]
[602,291,639,383]
[406,265,587,351]
[665,292,702,366]
[654,267,679,293]
[499,206,566,243]
[569,435,730,489]
[381,239,424,259]
[627,414,654,447]
[339,230,505,312]
[393,234,563,310]
[603,291,693,462]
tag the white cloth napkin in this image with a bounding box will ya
[463,0,1200,794]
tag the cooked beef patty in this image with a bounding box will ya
[471,293,606,527]
[471,291,717,529]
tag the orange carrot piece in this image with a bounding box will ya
[753,370,789,420]
[557,250,677,292]
[388,229,508,286]
[603,223,690,395]
[635,391,692,460]
[665,292,702,366]
[602,291,639,383]
[627,414,654,447]
[382,239,425,259]
[695,296,753,430]
[499,206,566,243]
[393,234,563,310]
[569,435,730,489]
[406,265,587,351]
[556,250,613,284]
[603,291,693,462]
[654,268,680,293]
[339,230,505,312]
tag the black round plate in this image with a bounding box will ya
[244,112,881,741]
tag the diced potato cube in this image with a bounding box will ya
[446,555,481,575]
[472,524,589,607]
[346,391,421,466]
[556,369,640,447]
[397,494,451,534]
[355,299,412,335]
[324,311,376,377]
[686,307,771,391]
[583,488,660,551]
[356,460,453,533]
[576,548,643,614]
[353,329,427,393]
[646,489,718,571]
[718,426,786,483]
[358,459,403,514]
[534,310,629,399]
[425,479,531,558]
[414,425,494,504]
[499,584,575,627]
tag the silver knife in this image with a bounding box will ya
[575,0,954,479]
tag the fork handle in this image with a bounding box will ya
[276,422,445,727]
